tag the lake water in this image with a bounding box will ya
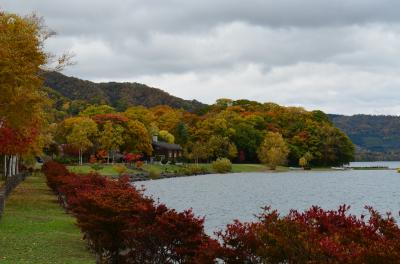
[350,161,400,169]
[135,166,400,235]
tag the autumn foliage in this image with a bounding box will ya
[218,206,400,264]
[43,161,400,263]
[123,153,142,164]
[42,161,219,263]
[0,124,39,155]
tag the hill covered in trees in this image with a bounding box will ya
[50,100,354,167]
[42,71,206,112]
[41,72,355,166]
[330,114,400,161]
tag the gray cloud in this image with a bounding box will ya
[2,0,400,114]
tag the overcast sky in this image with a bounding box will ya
[3,1,400,114]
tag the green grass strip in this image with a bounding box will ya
[0,172,94,264]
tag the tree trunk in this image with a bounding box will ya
[12,155,16,176]
[16,155,19,174]
[3,155,7,179]
[6,155,10,178]
[8,155,13,177]
[7,155,10,178]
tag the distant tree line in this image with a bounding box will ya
[48,99,354,167]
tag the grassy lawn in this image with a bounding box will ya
[0,173,94,264]
[142,163,192,174]
[67,164,140,176]
[68,163,286,176]
[144,163,286,173]
[197,163,283,173]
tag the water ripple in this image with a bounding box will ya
[135,169,400,235]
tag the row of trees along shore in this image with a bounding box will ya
[49,101,354,168]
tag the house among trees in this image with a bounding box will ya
[151,135,183,161]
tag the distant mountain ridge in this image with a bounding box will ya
[329,114,400,161]
[42,71,206,112]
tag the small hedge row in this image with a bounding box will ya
[42,161,219,264]
[43,161,400,263]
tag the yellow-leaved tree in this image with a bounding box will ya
[123,120,153,155]
[0,12,70,177]
[158,130,175,144]
[0,12,46,129]
[65,117,98,165]
[257,132,289,170]
[99,121,124,164]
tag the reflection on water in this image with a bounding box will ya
[136,167,400,235]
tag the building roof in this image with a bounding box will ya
[152,141,183,151]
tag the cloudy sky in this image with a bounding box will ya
[3,1,400,114]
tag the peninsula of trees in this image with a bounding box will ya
[47,99,354,168]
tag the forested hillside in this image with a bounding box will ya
[49,100,354,167]
[330,114,400,161]
[42,71,206,112]
[41,72,355,166]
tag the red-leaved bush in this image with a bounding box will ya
[42,161,219,264]
[123,204,219,264]
[41,161,70,193]
[218,206,400,264]
[123,153,142,164]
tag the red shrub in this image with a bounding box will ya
[42,161,70,193]
[218,205,400,263]
[123,153,142,164]
[59,172,108,209]
[124,204,220,263]
[217,220,264,263]
[70,176,156,263]
[43,161,218,263]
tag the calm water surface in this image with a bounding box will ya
[136,168,400,235]
[350,161,400,169]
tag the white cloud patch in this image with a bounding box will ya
[3,0,400,114]
[132,63,400,115]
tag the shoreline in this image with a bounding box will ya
[68,163,399,183]
[126,167,397,182]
